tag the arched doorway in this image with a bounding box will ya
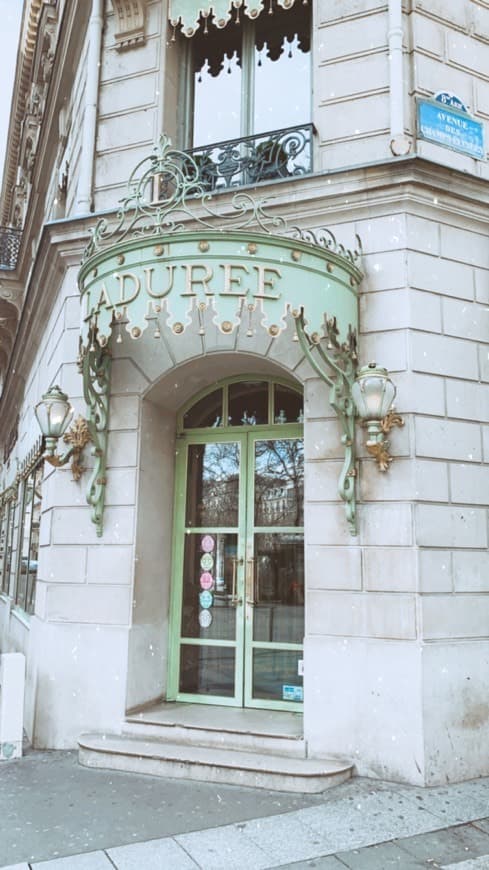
[167,376,304,710]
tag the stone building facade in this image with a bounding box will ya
[0,0,488,789]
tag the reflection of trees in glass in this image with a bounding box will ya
[255,439,303,527]
[187,442,240,528]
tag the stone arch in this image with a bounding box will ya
[123,338,307,712]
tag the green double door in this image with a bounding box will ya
[169,427,304,710]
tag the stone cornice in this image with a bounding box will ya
[0,0,44,226]
[1,154,489,429]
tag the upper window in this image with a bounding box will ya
[0,461,43,615]
[181,378,303,430]
[182,2,312,187]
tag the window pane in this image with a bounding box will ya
[181,532,237,641]
[192,22,242,146]
[17,473,35,611]
[180,644,235,697]
[228,381,269,426]
[252,648,303,703]
[183,389,223,429]
[0,504,10,595]
[26,464,43,614]
[254,439,304,527]
[274,385,303,425]
[254,5,311,135]
[252,532,304,643]
[185,442,240,527]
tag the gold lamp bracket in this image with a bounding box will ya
[44,416,92,481]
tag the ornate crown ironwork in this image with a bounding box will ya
[83,135,362,266]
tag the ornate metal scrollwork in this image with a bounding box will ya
[78,327,111,536]
[294,312,359,536]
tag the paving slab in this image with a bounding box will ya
[0,865,30,870]
[335,841,426,869]
[274,858,346,869]
[398,782,489,826]
[474,820,489,836]
[107,837,199,869]
[32,853,113,869]
[175,825,273,870]
[240,812,333,864]
[398,824,489,865]
[442,858,489,870]
[296,789,441,854]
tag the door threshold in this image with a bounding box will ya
[126,700,303,740]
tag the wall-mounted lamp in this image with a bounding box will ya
[34,385,91,481]
[351,362,404,471]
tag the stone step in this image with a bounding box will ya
[78,732,353,794]
[124,702,305,757]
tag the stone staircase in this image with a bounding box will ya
[78,703,353,793]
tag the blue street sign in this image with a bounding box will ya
[418,99,485,159]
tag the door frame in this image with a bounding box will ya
[167,378,304,711]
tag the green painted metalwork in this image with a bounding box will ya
[295,312,358,535]
[77,137,363,536]
[168,408,304,710]
[78,326,111,537]
[168,0,302,36]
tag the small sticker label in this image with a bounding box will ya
[199,590,213,609]
[200,572,214,590]
[298,659,304,677]
[200,553,214,570]
[282,685,303,702]
[201,535,215,553]
[199,609,212,628]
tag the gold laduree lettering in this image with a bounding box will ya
[253,265,282,300]
[183,263,214,296]
[96,283,114,309]
[82,289,91,322]
[117,272,141,305]
[219,263,250,296]
[144,266,175,298]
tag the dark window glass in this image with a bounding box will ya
[252,532,304,644]
[183,389,223,429]
[228,381,269,426]
[273,385,303,425]
[252,648,303,702]
[179,644,235,697]
[180,532,237,641]
[0,502,11,595]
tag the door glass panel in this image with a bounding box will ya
[183,389,223,429]
[252,532,304,643]
[181,533,238,642]
[274,385,303,425]
[254,439,304,527]
[228,381,269,427]
[186,442,240,527]
[252,648,303,703]
[180,644,236,697]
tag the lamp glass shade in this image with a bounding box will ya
[352,365,396,421]
[35,385,74,438]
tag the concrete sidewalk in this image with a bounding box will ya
[2,749,489,869]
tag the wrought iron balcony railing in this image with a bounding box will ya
[186,123,314,191]
[0,227,21,270]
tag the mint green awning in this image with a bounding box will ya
[169,0,301,36]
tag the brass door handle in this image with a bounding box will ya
[231,557,243,607]
[246,557,256,605]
